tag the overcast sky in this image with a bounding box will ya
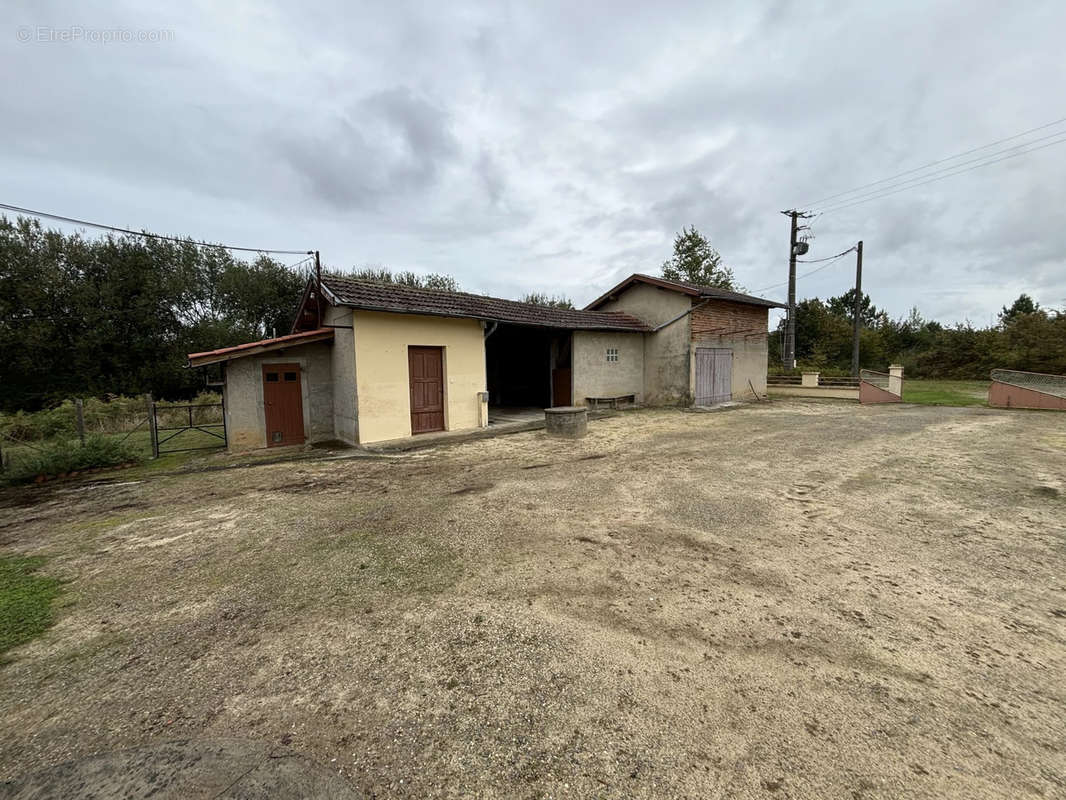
[4,0,1065,327]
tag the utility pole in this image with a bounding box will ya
[314,250,322,328]
[781,210,812,368]
[851,240,864,377]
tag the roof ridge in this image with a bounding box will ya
[322,273,639,317]
[323,273,526,306]
[319,275,651,331]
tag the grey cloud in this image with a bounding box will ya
[279,87,459,210]
[2,0,1064,321]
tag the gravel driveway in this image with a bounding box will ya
[1,400,1063,799]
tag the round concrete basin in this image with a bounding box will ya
[544,406,588,438]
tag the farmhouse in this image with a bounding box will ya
[186,273,783,449]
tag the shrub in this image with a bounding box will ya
[1,435,142,485]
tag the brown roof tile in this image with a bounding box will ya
[321,276,650,331]
[187,328,333,366]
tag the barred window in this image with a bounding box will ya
[606,347,619,363]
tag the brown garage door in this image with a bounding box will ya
[262,363,305,446]
[409,346,445,434]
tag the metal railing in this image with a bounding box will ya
[990,369,1066,399]
[859,369,891,391]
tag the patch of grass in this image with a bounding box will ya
[903,380,989,407]
[0,556,62,660]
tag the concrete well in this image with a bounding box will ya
[545,406,588,438]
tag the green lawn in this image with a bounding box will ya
[0,557,62,660]
[902,379,989,407]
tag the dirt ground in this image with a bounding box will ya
[1,400,1064,799]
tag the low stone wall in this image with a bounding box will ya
[989,381,1066,410]
[766,385,859,400]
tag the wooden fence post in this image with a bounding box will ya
[146,393,159,459]
[75,399,86,446]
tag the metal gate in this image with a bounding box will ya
[694,347,732,405]
[152,401,227,456]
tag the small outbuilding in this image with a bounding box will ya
[585,274,785,406]
[186,273,782,450]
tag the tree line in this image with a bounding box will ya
[0,218,577,412]
[0,216,304,411]
[767,290,1066,378]
[6,213,1059,413]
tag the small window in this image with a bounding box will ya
[284,371,298,382]
[265,372,279,382]
[606,348,619,363]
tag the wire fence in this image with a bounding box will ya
[859,369,891,391]
[990,369,1066,399]
[0,392,225,474]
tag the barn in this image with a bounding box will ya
[185,274,782,449]
[585,274,785,406]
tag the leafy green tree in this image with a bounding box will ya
[770,291,1066,379]
[661,226,739,290]
[521,292,574,309]
[0,215,306,410]
[347,267,459,292]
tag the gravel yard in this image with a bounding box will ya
[1,400,1064,799]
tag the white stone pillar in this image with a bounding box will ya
[888,364,904,397]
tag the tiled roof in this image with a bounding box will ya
[585,273,786,310]
[320,276,650,332]
[187,328,334,366]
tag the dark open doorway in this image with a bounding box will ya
[486,324,571,409]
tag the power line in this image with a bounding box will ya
[0,201,311,255]
[817,134,1066,215]
[795,245,857,264]
[286,254,316,271]
[802,115,1066,208]
[814,131,1066,213]
[754,247,855,295]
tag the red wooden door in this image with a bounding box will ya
[552,368,572,406]
[409,347,445,434]
[262,363,305,446]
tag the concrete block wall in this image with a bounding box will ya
[596,283,692,405]
[223,341,334,450]
[326,305,358,445]
[571,331,645,405]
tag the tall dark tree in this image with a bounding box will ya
[661,226,739,290]
[999,293,1039,324]
[826,289,879,326]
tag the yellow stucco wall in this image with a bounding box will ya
[352,311,487,443]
